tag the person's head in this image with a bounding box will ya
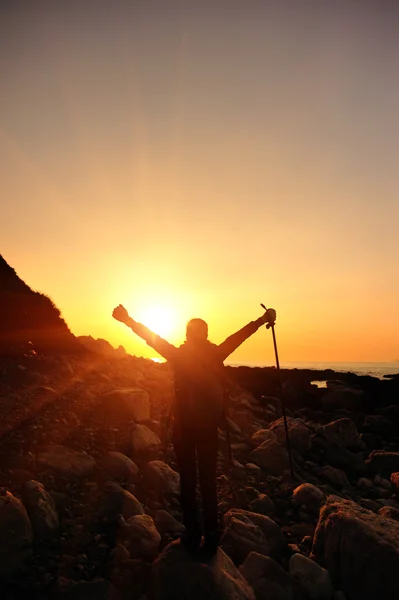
[186,318,208,343]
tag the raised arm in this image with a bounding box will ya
[218,309,276,361]
[112,305,177,362]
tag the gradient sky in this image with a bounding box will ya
[1,0,398,364]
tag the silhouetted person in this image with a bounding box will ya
[112,304,276,555]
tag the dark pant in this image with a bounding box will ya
[173,418,219,539]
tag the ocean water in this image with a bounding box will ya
[226,361,399,380]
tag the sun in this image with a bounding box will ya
[136,304,177,338]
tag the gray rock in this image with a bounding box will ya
[249,439,290,475]
[270,417,312,454]
[98,482,144,521]
[131,424,162,454]
[143,460,180,496]
[293,483,326,512]
[222,509,285,564]
[313,495,399,600]
[120,514,161,559]
[366,451,399,475]
[320,418,363,450]
[99,388,150,423]
[240,552,295,600]
[22,480,59,542]
[152,539,256,600]
[154,510,185,536]
[249,493,276,517]
[289,553,333,600]
[378,506,399,521]
[251,429,278,448]
[320,466,350,490]
[36,445,97,478]
[0,491,33,577]
[102,451,140,483]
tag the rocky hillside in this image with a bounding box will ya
[0,255,84,355]
[0,351,399,599]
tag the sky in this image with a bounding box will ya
[1,0,398,364]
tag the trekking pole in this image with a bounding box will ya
[261,303,294,478]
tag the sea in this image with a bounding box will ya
[225,361,399,380]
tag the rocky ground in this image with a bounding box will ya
[0,352,399,600]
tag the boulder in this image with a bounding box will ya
[98,482,144,521]
[293,483,326,512]
[249,439,290,475]
[312,495,399,600]
[143,461,180,496]
[321,387,364,411]
[120,514,161,560]
[102,451,140,483]
[289,553,333,600]
[320,418,363,450]
[320,466,350,490]
[391,472,399,493]
[363,415,398,441]
[99,388,150,423]
[249,493,276,517]
[152,539,256,600]
[36,445,97,478]
[251,429,278,448]
[131,424,162,455]
[324,443,366,474]
[378,506,399,521]
[361,432,384,451]
[240,552,295,600]
[22,480,59,543]
[270,417,312,454]
[0,491,33,578]
[366,451,399,475]
[154,510,185,536]
[222,509,285,564]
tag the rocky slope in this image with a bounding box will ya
[0,349,399,599]
[0,255,84,355]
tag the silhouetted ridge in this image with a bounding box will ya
[0,254,84,355]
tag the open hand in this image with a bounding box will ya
[112,304,130,324]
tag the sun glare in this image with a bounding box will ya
[136,304,177,339]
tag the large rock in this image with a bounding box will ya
[102,451,140,483]
[99,388,150,423]
[312,495,399,600]
[131,424,162,455]
[22,480,59,543]
[293,483,326,512]
[249,439,290,475]
[270,417,312,454]
[36,445,97,478]
[98,482,144,521]
[120,514,161,560]
[363,415,398,441]
[320,418,363,450]
[324,443,366,474]
[222,509,285,564]
[240,552,295,600]
[321,387,364,411]
[152,539,256,600]
[0,491,33,577]
[143,461,180,496]
[366,451,399,475]
[289,553,333,600]
[154,510,185,536]
[249,494,276,518]
[391,472,399,493]
[320,466,350,490]
[251,429,278,448]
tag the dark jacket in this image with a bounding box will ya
[128,318,264,425]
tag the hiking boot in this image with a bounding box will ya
[202,530,220,559]
[180,530,202,555]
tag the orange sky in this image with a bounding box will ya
[1,1,398,364]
